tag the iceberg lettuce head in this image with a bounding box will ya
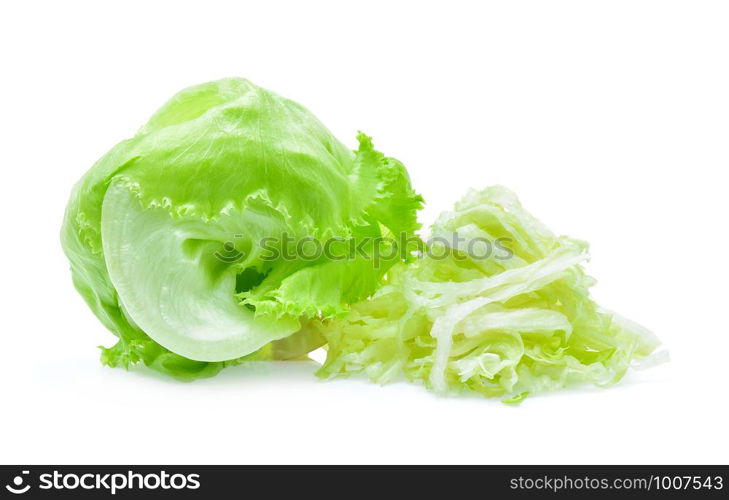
[61,78,423,379]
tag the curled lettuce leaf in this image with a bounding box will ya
[61,78,422,378]
[314,186,661,400]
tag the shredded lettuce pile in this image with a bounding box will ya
[62,78,660,398]
[312,186,661,400]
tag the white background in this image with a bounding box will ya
[2,1,728,464]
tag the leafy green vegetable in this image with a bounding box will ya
[313,186,661,400]
[61,78,422,378]
[62,79,660,399]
